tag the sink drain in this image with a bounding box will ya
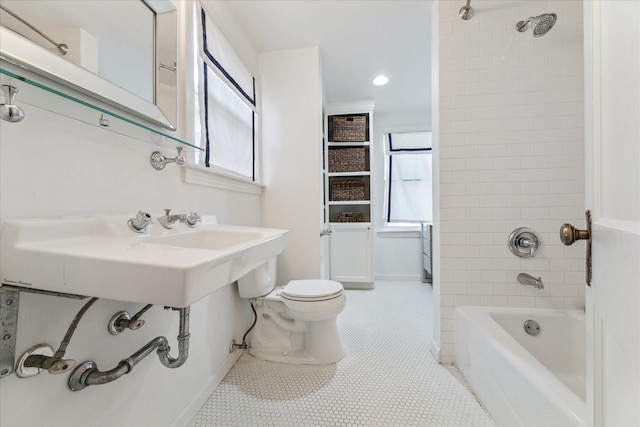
[524,319,541,336]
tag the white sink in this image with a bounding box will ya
[0,215,290,307]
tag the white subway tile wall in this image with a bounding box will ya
[438,0,585,361]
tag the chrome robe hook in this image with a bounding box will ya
[1,85,25,123]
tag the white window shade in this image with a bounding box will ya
[202,64,254,178]
[388,154,432,222]
[387,131,432,153]
[197,5,257,180]
[384,131,433,223]
[199,7,255,106]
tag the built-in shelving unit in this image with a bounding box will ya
[323,100,374,288]
[324,108,373,224]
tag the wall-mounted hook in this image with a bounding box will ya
[150,146,185,170]
[1,85,25,123]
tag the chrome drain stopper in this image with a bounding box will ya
[524,319,541,336]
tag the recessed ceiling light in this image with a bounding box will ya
[373,75,389,86]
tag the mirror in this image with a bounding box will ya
[0,0,177,130]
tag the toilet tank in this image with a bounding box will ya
[237,257,277,298]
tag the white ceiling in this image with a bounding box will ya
[225,1,432,113]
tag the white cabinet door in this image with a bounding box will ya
[585,2,640,425]
[329,224,372,284]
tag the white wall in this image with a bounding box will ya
[0,2,262,425]
[260,47,324,284]
[372,110,431,281]
[435,0,585,362]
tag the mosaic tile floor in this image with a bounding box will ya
[189,281,495,426]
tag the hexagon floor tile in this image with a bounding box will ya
[190,281,495,427]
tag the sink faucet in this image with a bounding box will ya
[518,273,544,289]
[157,209,201,229]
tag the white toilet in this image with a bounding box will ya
[237,257,346,364]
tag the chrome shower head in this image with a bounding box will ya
[516,13,557,37]
[459,0,473,20]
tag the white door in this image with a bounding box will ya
[584,2,640,426]
[329,223,372,284]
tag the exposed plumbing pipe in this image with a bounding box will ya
[231,300,258,351]
[158,306,190,368]
[459,0,473,20]
[68,307,190,391]
[23,297,98,374]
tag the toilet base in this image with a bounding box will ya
[249,319,345,365]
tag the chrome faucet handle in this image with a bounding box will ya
[185,212,201,227]
[128,211,153,233]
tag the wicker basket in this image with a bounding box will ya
[328,115,368,142]
[329,148,366,172]
[337,211,363,222]
[330,179,367,201]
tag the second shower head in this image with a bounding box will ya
[516,13,557,37]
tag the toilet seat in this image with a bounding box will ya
[282,280,344,302]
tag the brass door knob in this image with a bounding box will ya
[559,211,592,286]
[559,223,590,245]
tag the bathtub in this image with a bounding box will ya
[455,306,586,427]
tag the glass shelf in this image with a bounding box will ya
[0,66,202,151]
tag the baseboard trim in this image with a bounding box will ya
[342,281,375,290]
[171,349,244,426]
[374,273,423,281]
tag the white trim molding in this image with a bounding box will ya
[183,163,264,195]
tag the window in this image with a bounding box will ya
[384,132,432,223]
[195,6,257,181]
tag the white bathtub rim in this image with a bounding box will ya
[455,306,586,426]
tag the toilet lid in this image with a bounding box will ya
[282,280,344,301]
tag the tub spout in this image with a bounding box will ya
[518,273,544,289]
